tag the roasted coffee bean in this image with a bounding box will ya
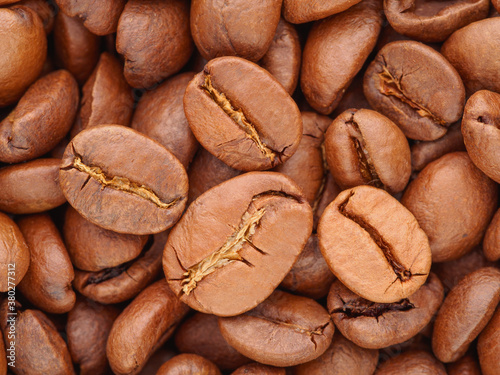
[327,273,443,349]
[477,306,500,375]
[156,354,221,375]
[283,0,362,24]
[325,108,411,194]
[116,0,193,88]
[0,0,20,4]
[364,40,465,141]
[375,350,446,375]
[163,172,313,316]
[0,158,66,214]
[447,354,482,375]
[184,56,302,171]
[219,290,334,367]
[493,0,500,12]
[59,125,188,235]
[174,313,250,371]
[19,0,57,34]
[441,18,500,95]
[318,185,431,303]
[401,152,498,262]
[0,5,46,107]
[106,279,190,375]
[432,267,500,363]
[384,0,490,42]
[295,331,379,375]
[190,0,281,62]
[232,363,285,375]
[301,0,383,115]
[131,72,199,169]
[0,70,78,163]
[462,90,500,183]
[484,209,500,262]
[137,348,177,375]
[0,212,29,292]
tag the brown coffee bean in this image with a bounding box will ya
[66,297,120,375]
[447,354,482,375]
[325,108,411,194]
[364,41,465,141]
[0,158,66,214]
[53,12,100,85]
[59,125,188,235]
[56,0,126,35]
[0,70,78,163]
[131,72,199,169]
[137,348,177,375]
[190,0,281,62]
[116,0,193,88]
[19,0,57,34]
[163,172,313,316]
[184,57,302,171]
[462,90,500,183]
[384,0,490,42]
[0,0,20,4]
[375,350,446,375]
[0,212,29,292]
[441,18,500,95]
[494,0,500,12]
[295,331,379,375]
[301,0,383,115]
[283,0,362,24]
[0,5,46,107]
[478,306,500,375]
[484,209,500,262]
[432,267,500,363]
[107,279,190,375]
[318,185,432,303]
[328,273,443,349]
[231,363,285,375]
[156,354,221,375]
[174,313,250,371]
[219,290,334,367]
[401,152,498,262]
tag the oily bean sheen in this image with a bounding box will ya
[283,0,362,24]
[190,0,281,62]
[156,354,221,375]
[484,209,500,262]
[59,125,188,235]
[384,0,490,43]
[375,350,447,375]
[0,70,78,163]
[462,90,500,183]
[478,307,500,375]
[318,185,432,303]
[327,273,443,349]
[184,57,302,171]
[218,290,334,367]
[231,363,285,375]
[325,108,411,194]
[364,41,465,141]
[401,152,498,263]
[163,172,313,317]
[301,0,383,115]
[432,267,500,363]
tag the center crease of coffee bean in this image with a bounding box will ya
[330,297,414,320]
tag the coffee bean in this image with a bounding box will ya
[156,354,221,375]
[375,350,446,375]
[231,363,285,375]
[19,0,57,34]
[283,0,362,24]
[477,306,500,375]
[447,355,482,375]
[484,209,500,262]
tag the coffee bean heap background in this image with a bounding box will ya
[0,0,499,374]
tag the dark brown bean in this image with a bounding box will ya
[283,0,362,24]
[484,209,500,262]
[494,0,500,12]
[477,306,500,375]
[231,363,285,375]
[447,354,482,375]
[18,0,57,34]
[156,354,221,375]
[375,350,446,375]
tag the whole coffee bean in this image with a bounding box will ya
[301,0,383,115]
[283,0,362,24]
[219,290,334,367]
[447,354,482,375]
[232,363,285,375]
[66,297,120,375]
[63,206,148,272]
[53,12,100,85]
[318,185,431,303]
[0,5,46,107]
[295,331,379,375]
[107,279,190,375]
[327,273,443,349]
[462,90,500,183]
[325,108,411,194]
[163,172,313,316]
[19,0,57,34]
[0,301,75,375]
[174,313,250,371]
[364,41,465,141]
[477,306,500,375]
[0,158,66,214]
[432,267,500,363]
[484,209,500,262]
[59,125,188,235]
[156,354,221,375]
[0,70,78,163]
[184,57,302,171]
[56,0,126,35]
[131,72,199,169]
[375,350,446,375]
[0,212,29,292]
[401,152,498,262]
[116,0,193,88]
[441,18,500,95]
[384,0,490,42]
[190,0,281,62]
